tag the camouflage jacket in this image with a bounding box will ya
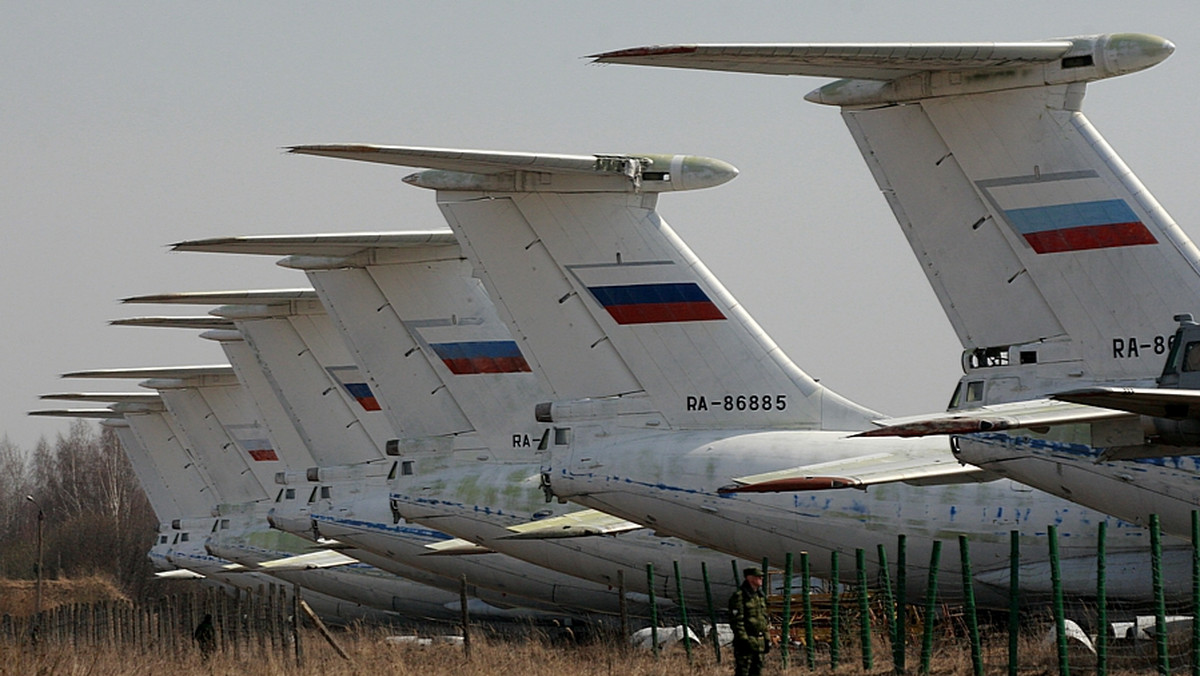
[728,581,769,652]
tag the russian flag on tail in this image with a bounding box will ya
[429,340,532,375]
[587,282,725,324]
[1004,199,1157,254]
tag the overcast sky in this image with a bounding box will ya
[4,2,1197,450]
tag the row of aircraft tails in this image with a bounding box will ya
[35,31,1200,625]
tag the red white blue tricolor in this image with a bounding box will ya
[587,282,725,324]
[1003,199,1157,254]
[430,340,532,375]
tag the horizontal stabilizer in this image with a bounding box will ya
[289,145,737,193]
[1054,387,1200,420]
[123,290,317,305]
[501,509,643,539]
[721,450,992,493]
[39,392,161,404]
[172,231,457,256]
[63,365,234,379]
[852,399,1128,438]
[593,41,1072,79]
[28,408,124,419]
[592,34,1173,105]
[421,539,496,556]
[111,316,235,330]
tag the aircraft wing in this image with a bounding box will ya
[852,398,1130,438]
[246,549,361,571]
[155,569,206,579]
[421,538,496,556]
[720,449,994,493]
[590,41,1074,80]
[1053,387,1200,420]
[500,509,644,539]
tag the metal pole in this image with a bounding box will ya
[673,561,692,664]
[1049,524,1070,676]
[801,552,815,671]
[919,541,942,676]
[25,495,44,644]
[647,563,659,659]
[856,548,872,670]
[1152,514,1169,676]
[782,552,793,669]
[1097,521,1108,676]
[702,562,721,663]
[830,550,840,670]
[959,535,983,676]
[1009,530,1020,676]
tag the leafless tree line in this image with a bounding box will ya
[0,420,160,600]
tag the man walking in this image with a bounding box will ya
[729,566,770,676]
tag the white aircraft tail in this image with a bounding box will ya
[288,146,880,431]
[173,232,560,458]
[592,34,1200,406]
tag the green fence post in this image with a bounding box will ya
[702,561,722,663]
[919,541,942,676]
[1192,511,1199,676]
[1009,530,1020,676]
[673,560,692,664]
[830,550,840,670]
[1152,514,1169,676]
[856,548,872,670]
[896,533,907,674]
[959,535,983,676]
[801,552,815,671]
[1097,521,1107,676]
[782,552,793,669]
[877,543,896,658]
[1049,524,1070,676]
[647,562,659,659]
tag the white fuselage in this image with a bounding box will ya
[547,425,1192,606]
[269,474,647,618]
[389,457,746,609]
[954,432,1200,540]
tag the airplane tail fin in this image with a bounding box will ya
[594,34,1200,405]
[289,145,880,430]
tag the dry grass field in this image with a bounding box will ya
[0,624,1187,676]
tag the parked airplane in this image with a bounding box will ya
[29,402,420,624]
[166,233,751,609]
[281,144,1188,604]
[115,296,656,617]
[588,33,1200,540]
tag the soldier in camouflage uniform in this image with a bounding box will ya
[728,566,770,676]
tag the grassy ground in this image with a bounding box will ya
[0,624,1188,676]
[0,577,128,617]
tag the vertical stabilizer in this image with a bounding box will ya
[287,146,880,430]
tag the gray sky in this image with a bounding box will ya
[4,2,1197,450]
